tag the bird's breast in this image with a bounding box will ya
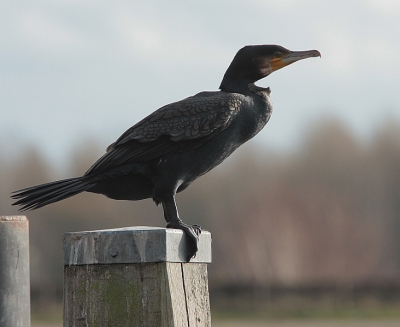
[236,92,273,142]
[151,91,273,190]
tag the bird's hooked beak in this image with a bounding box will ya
[270,49,321,72]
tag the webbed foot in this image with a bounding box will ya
[166,221,202,261]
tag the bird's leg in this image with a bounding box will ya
[162,195,201,261]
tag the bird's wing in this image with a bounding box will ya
[85,91,244,175]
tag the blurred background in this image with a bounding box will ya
[2,0,400,325]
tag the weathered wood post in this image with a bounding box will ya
[0,216,30,327]
[63,226,212,326]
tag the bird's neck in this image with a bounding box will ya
[219,77,253,94]
[219,77,271,98]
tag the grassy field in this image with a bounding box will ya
[32,318,400,327]
[32,305,400,327]
[214,319,400,327]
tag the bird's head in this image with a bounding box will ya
[219,44,321,93]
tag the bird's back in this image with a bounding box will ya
[84,89,270,176]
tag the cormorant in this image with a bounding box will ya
[11,45,320,261]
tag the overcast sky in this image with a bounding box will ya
[1,0,400,166]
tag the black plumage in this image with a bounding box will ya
[11,45,320,261]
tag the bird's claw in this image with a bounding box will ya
[166,221,202,262]
[191,224,202,237]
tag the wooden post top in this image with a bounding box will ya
[64,226,212,265]
[0,216,28,222]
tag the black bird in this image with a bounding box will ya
[11,45,320,261]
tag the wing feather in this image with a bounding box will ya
[85,91,244,175]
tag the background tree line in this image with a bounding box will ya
[1,116,400,309]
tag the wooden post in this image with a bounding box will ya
[0,216,30,327]
[63,226,212,327]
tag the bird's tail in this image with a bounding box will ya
[11,177,95,211]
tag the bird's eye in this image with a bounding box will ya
[273,52,281,58]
